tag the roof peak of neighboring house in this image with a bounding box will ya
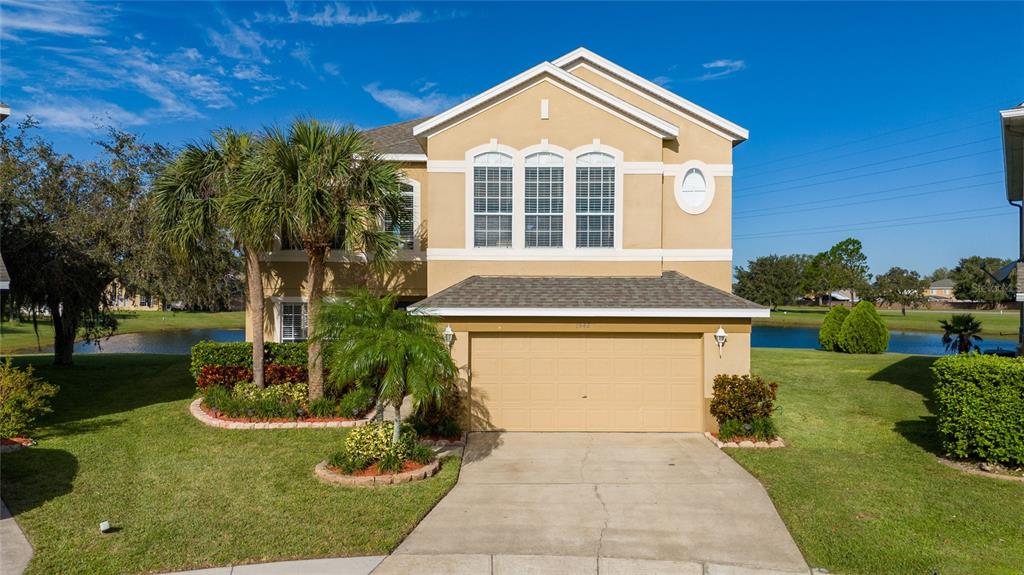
[930,278,955,287]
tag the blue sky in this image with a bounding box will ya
[2,1,1022,277]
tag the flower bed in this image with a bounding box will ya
[705,431,785,449]
[0,436,35,453]
[314,458,441,487]
[190,398,371,429]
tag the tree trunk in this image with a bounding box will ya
[245,247,266,389]
[901,305,907,316]
[50,299,76,366]
[305,244,328,400]
[392,401,401,445]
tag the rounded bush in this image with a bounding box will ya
[709,374,778,424]
[838,301,890,354]
[818,306,850,352]
[344,421,418,462]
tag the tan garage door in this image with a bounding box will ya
[470,333,703,432]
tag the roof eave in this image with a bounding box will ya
[412,61,679,140]
[552,47,749,144]
[408,306,769,318]
[1002,106,1024,202]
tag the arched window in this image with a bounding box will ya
[680,168,707,209]
[524,152,564,247]
[473,152,513,247]
[575,152,615,248]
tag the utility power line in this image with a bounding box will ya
[734,206,1011,240]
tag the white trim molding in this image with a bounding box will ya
[409,306,769,318]
[381,153,427,162]
[264,251,426,263]
[552,48,749,143]
[425,247,731,262]
[413,62,679,140]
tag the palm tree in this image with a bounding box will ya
[244,118,405,399]
[939,314,983,354]
[314,289,458,444]
[153,129,282,388]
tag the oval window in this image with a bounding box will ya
[680,168,707,208]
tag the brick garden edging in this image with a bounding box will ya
[418,434,468,447]
[314,459,441,487]
[189,398,371,429]
[705,431,785,449]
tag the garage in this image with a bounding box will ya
[409,272,767,434]
[470,332,703,432]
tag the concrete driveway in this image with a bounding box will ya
[374,433,809,575]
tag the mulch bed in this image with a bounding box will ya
[1,437,34,447]
[330,460,427,477]
[199,402,357,424]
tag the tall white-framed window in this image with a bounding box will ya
[524,152,564,248]
[280,302,308,342]
[575,152,615,248]
[383,182,416,250]
[473,152,513,247]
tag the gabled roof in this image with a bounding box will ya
[930,278,955,289]
[363,117,427,158]
[553,48,748,144]
[412,61,680,140]
[409,271,768,318]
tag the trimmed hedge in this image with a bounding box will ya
[931,354,1024,465]
[818,306,850,352]
[190,341,308,379]
[838,301,889,354]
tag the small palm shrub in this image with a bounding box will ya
[838,301,890,354]
[0,358,59,438]
[939,314,983,354]
[818,306,850,351]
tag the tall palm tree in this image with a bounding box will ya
[153,129,281,388]
[314,289,458,444]
[245,118,405,399]
[939,314,983,354]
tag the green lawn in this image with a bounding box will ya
[756,306,1019,340]
[1,311,245,354]
[0,354,459,575]
[733,349,1024,575]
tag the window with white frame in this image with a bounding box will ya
[524,152,564,248]
[383,182,415,250]
[575,152,615,248]
[473,152,513,247]
[679,168,708,211]
[280,302,308,342]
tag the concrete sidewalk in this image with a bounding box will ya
[1,499,33,575]
[165,556,385,575]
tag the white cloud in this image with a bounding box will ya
[322,62,340,76]
[23,96,146,131]
[697,59,746,81]
[0,0,109,38]
[290,43,313,69]
[651,75,672,87]
[364,82,462,118]
[207,18,284,63]
[255,1,464,26]
[233,63,275,83]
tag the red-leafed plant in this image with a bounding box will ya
[196,366,252,389]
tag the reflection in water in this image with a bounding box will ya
[752,325,1015,356]
[72,328,244,355]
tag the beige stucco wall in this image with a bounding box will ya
[427,77,663,161]
[443,316,752,432]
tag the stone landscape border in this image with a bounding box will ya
[705,431,785,449]
[314,459,441,487]
[419,434,467,447]
[189,398,371,429]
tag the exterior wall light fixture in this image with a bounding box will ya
[443,325,454,348]
[714,326,728,358]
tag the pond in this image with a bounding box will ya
[751,325,1015,356]
[58,325,1017,357]
[70,328,244,355]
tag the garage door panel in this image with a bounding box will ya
[470,333,703,432]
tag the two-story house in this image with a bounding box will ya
[252,48,767,434]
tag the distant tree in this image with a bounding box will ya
[872,267,927,316]
[939,314,983,354]
[0,120,169,364]
[802,238,870,305]
[734,254,809,310]
[951,256,1013,306]
[926,267,952,283]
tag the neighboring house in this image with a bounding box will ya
[0,252,9,291]
[108,282,161,311]
[0,102,10,123]
[253,48,766,433]
[925,278,956,301]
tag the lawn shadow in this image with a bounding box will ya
[868,355,944,456]
[0,447,78,515]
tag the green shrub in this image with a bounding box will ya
[377,449,404,473]
[409,443,435,465]
[189,341,309,380]
[344,422,418,462]
[267,343,308,366]
[718,419,745,440]
[931,354,1024,465]
[838,301,889,354]
[0,358,59,438]
[406,392,464,439]
[818,306,850,352]
[750,416,777,441]
[329,446,370,474]
[338,385,377,418]
[308,398,337,418]
[709,374,778,425]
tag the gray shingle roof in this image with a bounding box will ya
[930,278,955,289]
[410,271,765,312]
[363,117,428,156]
[0,253,9,286]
